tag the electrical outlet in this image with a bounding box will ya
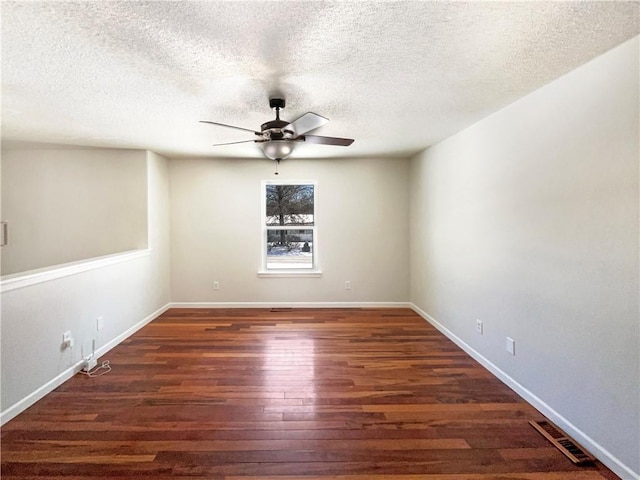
[97,316,104,331]
[506,337,516,355]
[476,319,483,335]
[345,281,351,290]
[213,281,220,290]
[62,331,74,348]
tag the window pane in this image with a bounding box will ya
[266,229,313,269]
[266,184,314,226]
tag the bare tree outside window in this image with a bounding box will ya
[264,183,315,269]
[266,184,314,225]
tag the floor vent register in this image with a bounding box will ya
[529,420,595,465]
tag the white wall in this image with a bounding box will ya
[170,156,410,304]
[1,35,636,477]
[410,36,639,478]
[1,148,148,275]
[0,149,171,418]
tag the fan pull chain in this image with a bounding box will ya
[274,159,280,175]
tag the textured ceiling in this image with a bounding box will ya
[2,1,638,160]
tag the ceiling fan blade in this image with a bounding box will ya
[212,139,259,147]
[301,135,354,146]
[287,112,329,135]
[200,120,261,135]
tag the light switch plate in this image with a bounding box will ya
[506,337,515,355]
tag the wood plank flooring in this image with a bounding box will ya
[1,308,619,479]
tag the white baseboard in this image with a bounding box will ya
[410,303,639,480]
[92,303,171,361]
[0,358,85,426]
[6,300,634,479]
[0,302,403,425]
[169,301,413,309]
[0,302,171,426]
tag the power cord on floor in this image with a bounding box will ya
[79,360,111,377]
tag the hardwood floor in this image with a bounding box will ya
[1,308,619,479]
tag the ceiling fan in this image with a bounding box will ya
[200,98,354,162]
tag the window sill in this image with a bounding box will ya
[257,270,323,278]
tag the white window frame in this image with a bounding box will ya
[258,180,321,277]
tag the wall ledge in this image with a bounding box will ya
[0,249,151,293]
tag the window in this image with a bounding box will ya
[262,181,318,273]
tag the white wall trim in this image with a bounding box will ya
[1,302,406,425]
[0,302,170,426]
[410,303,639,480]
[0,249,151,293]
[256,271,323,278]
[8,299,632,478]
[169,301,413,309]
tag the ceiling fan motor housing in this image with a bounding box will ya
[262,98,293,140]
[261,119,292,140]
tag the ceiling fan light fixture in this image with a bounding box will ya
[202,98,354,161]
[260,140,296,161]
